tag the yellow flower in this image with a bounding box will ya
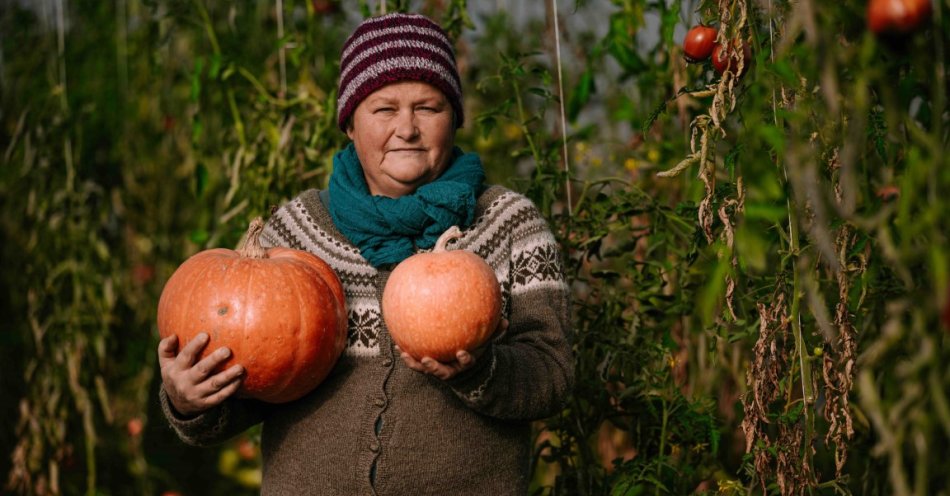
[503,123,521,140]
[574,142,589,156]
[717,479,744,495]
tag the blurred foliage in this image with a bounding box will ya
[2,0,948,495]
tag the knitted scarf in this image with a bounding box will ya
[328,142,485,268]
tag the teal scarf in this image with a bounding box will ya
[328,142,485,268]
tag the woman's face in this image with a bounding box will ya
[347,81,456,198]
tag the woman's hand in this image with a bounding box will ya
[397,319,508,380]
[158,332,245,417]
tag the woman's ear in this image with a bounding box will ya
[345,118,355,140]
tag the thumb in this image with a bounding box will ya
[157,334,179,366]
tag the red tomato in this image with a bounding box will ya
[712,40,752,77]
[312,0,338,14]
[683,25,718,63]
[868,0,932,35]
[875,185,901,202]
[236,437,257,461]
[131,263,155,285]
[126,418,144,437]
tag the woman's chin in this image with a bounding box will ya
[370,177,424,198]
[380,171,434,192]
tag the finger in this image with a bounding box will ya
[191,346,232,380]
[157,335,179,366]
[201,364,245,396]
[175,332,210,367]
[492,318,510,340]
[399,351,427,373]
[202,373,244,407]
[455,350,474,368]
[421,357,455,380]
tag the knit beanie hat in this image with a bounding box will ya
[337,13,463,132]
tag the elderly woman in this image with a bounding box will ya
[158,12,573,495]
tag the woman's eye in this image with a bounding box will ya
[374,107,395,114]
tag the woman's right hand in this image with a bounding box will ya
[158,332,245,417]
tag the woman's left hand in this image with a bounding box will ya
[398,319,508,380]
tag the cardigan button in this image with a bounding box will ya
[370,441,380,452]
[382,358,393,367]
[373,398,385,407]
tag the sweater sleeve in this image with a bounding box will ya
[445,199,574,421]
[159,387,269,446]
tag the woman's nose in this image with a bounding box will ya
[394,110,420,140]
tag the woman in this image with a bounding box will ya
[158,12,573,495]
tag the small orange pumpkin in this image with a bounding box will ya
[157,218,347,403]
[382,226,502,362]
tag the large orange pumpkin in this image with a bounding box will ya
[382,226,502,362]
[157,218,347,403]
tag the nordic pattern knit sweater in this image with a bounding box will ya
[160,185,574,495]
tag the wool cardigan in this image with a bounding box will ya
[160,185,574,495]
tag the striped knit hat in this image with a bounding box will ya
[337,13,463,132]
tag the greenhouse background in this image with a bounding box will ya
[1,0,948,494]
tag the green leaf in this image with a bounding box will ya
[736,224,769,272]
[190,57,204,102]
[769,59,798,86]
[568,68,595,121]
[191,117,204,144]
[660,3,680,48]
[477,115,497,140]
[757,124,785,154]
[606,14,646,76]
[189,228,209,245]
[209,53,222,79]
[709,422,721,455]
[528,87,552,99]
[195,163,208,197]
[699,250,731,326]
[744,202,787,223]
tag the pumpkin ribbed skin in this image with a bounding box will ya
[382,227,501,362]
[157,220,347,404]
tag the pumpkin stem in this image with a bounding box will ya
[434,226,463,252]
[238,217,269,259]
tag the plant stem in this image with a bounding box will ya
[239,217,269,259]
[655,397,669,496]
[787,192,816,481]
[434,226,463,252]
[510,77,543,168]
[193,0,221,55]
